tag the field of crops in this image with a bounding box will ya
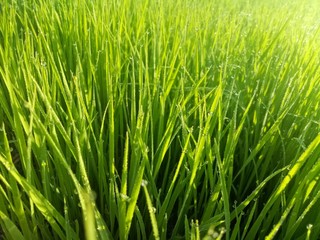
[1,0,320,239]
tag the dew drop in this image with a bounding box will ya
[307,224,313,230]
[141,179,148,187]
[211,232,219,238]
[97,225,106,231]
[120,193,130,202]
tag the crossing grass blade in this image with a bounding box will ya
[0,211,25,240]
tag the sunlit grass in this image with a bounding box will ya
[1,0,320,239]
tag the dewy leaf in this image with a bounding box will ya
[246,133,320,240]
[0,155,77,240]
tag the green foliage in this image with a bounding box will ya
[1,0,320,239]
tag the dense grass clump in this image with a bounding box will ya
[1,0,320,239]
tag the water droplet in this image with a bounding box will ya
[307,224,313,230]
[211,232,219,238]
[120,194,130,202]
[41,60,47,67]
[141,179,148,187]
[219,227,226,233]
[97,225,106,231]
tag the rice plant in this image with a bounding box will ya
[1,0,320,239]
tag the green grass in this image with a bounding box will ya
[1,0,320,239]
